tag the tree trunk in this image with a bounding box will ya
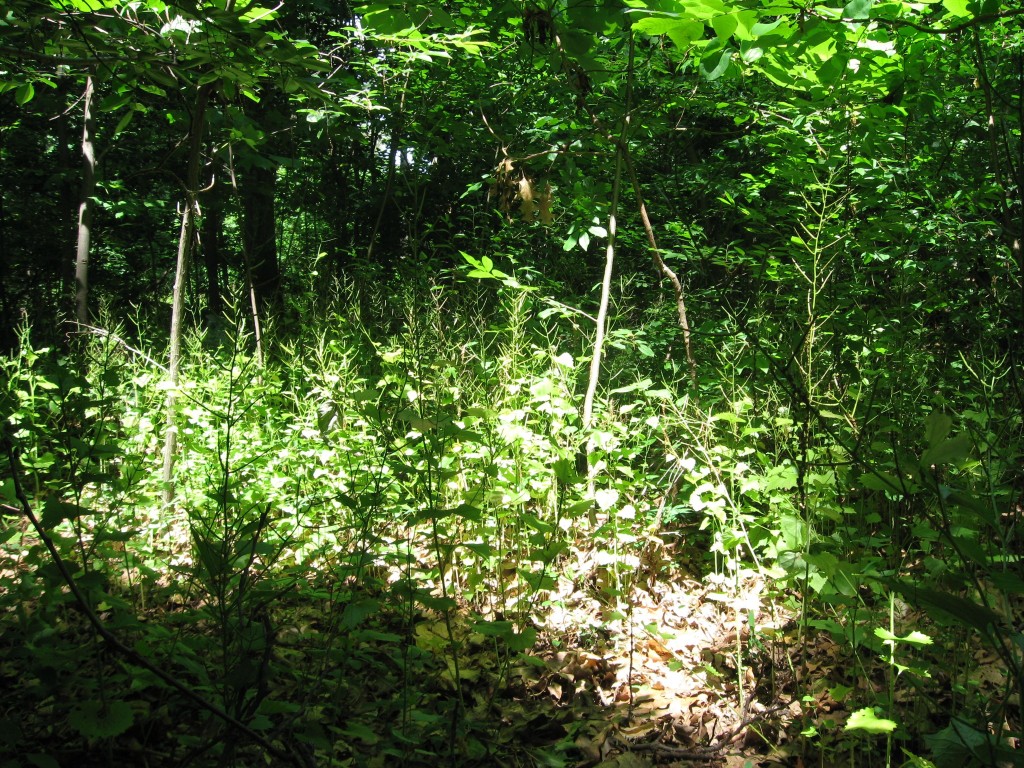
[162,86,211,506]
[74,75,96,327]
[201,181,223,321]
[242,163,279,310]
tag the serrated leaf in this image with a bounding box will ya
[920,432,971,467]
[594,488,619,511]
[874,627,933,645]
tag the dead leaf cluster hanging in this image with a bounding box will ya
[489,158,554,225]
[523,6,555,47]
[488,156,520,214]
[567,64,592,110]
[527,179,555,225]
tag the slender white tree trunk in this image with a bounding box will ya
[162,86,211,505]
[74,75,96,326]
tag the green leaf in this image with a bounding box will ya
[874,627,933,646]
[711,13,737,40]
[920,433,971,467]
[473,620,537,651]
[41,498,89,529]
[941,0,970,15]
[701,48,734,80]
[924,411,952,447]
[68,700,134,739]
[880,579,1002,640]
[845,707,897,733]
[113,108,137,135]
[99,92,133,111]
[15,83,34,106]
[843,0,873,19]
[0,478,15,505]
[633,16,705,48]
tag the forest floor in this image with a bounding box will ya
[3,527,1000,768]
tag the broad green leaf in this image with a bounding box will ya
[711,14,737,40]
[779,512,807,551]
[701,48,734,80]
[340,721,378,744]
[845,707,897,733]
[41,498,89,529]
[941,0,970,15]
[741,45,763,63]
[68,700,134,739]
[920,433,971,467]
[15,83,34,106]
[632,16,688,37]
[924,411,952,447]
[99,92,133,111]
[667,20,706,48]
[860,471,910,493]
[843,0,873,19]
[634,16,705,47]
[0,478,15,505]
[732,10,758,40]
[751,18,785,36]
[113,107,137,135]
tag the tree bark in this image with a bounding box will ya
[201,181,224,321]
[242,162,279,309]
[74,75,96,326]
[162,85,211,505]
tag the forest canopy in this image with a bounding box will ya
[0,0,1022,766]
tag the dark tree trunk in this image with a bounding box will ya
[201,183,224,321]
[242,163,279,310]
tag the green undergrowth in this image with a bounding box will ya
[0,278,1021,767]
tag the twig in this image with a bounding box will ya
[72,323,169,373]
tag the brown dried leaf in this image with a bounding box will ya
[518,175,534,201]
[539,183,554,225]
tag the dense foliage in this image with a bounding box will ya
[1,0,1022,766]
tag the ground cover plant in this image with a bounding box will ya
[1,0,1023,766]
